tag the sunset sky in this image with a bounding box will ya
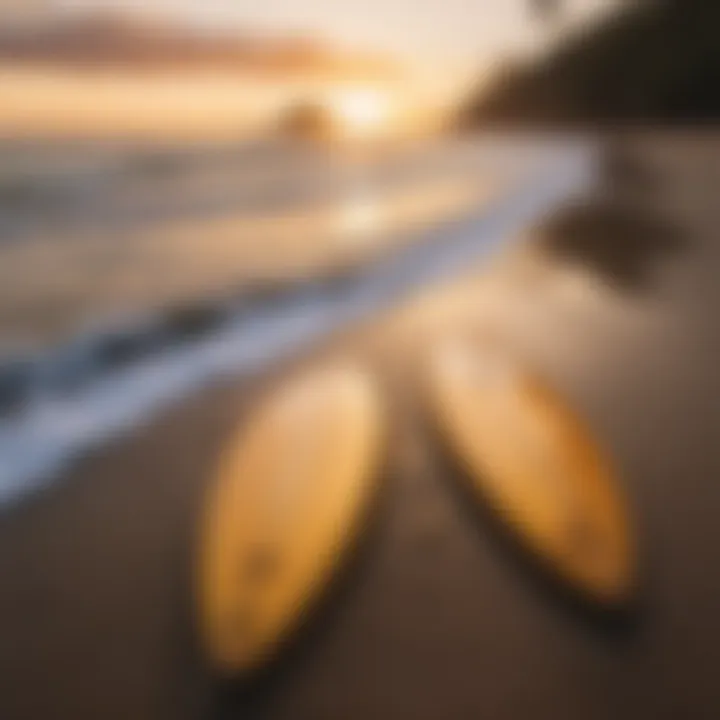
[13,0,619,73]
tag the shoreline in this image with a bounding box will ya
[1,133,720,719]
[0,138,593,506]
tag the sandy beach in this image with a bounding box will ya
[1,133,720,719]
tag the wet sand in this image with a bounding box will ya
[1,133,720,719]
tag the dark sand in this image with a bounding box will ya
[2,134,720,719]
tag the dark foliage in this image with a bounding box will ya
[463,0,720,125]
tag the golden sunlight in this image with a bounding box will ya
[326,87,395,138]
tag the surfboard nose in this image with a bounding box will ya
[561,503,635,605]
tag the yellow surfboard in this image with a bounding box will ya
[427,337,635,606]
[197,365,384,675]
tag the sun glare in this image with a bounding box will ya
[328,87,394,138]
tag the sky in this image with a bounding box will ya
[7,0,619,80]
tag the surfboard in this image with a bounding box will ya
[197,365,384,675]
[427,337,635,606]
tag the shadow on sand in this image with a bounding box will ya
[537,145,689,293]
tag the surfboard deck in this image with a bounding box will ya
[427,337,635,606]
[197,365,384,675]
